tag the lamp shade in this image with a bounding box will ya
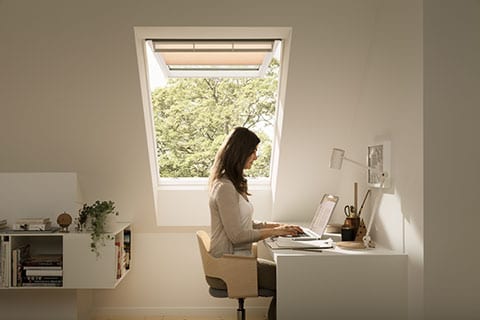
[329,148,345,170]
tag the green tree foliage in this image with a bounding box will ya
[151,60,279,178]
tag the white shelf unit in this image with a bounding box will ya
[0,222,131,289]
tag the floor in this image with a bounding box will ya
[96,316,266,320]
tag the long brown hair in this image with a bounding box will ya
[209,127,260,195]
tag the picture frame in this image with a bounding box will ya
[367,141,391,188]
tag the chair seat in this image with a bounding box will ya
[198,231,276,320]
[209,287,275,298]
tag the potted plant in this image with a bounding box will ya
[76,200,119,257]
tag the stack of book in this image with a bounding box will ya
[0,219,7,230]
[22,254,63,287]
[115,241,128,279]
[11,244,31,287]
[124,229,131,270]
[115,230,132,279]
[13,218,52,231]
[0,239,9,287]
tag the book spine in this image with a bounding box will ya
[11,248,17,286]
[22,282,62,287]
[1,238,10,287]
[25,276,62,282]
[15,219,50,224]
[0,238,3,286]
[25,269,63,276]
[12,223,52,231]
[23,265,62,270]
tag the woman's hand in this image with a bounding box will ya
[259,223,303,240]
[271,224,303,237]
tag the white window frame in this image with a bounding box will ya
[134,27,292,196]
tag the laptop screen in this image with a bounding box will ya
[309,194,339,235]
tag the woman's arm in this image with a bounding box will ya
[253,221,302,231]
[253,221,280,229]
[215,180,302,242]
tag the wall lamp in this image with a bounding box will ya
[329,147,389,186]
[329,145,391,248]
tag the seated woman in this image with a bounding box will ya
[208,127,302,320]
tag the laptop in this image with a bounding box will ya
[282,193,339,241]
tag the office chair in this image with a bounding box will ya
[196,230,275,320]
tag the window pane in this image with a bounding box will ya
[151,59,279,178]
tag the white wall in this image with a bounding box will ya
[156,187,272,226]
[0,0,423,318]
[0,172,83,223]
[424,1,480,319]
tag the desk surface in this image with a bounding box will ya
[264,237,405,258]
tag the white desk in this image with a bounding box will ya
[263,240,407,320]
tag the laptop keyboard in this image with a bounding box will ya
[293,231,310,238]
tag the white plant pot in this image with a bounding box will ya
[103,214,117,233]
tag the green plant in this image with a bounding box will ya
[76,200,119,257]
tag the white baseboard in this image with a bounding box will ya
[94,306,268,318]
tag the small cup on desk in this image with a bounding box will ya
[341,226,356,241]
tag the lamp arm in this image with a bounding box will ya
[344,157,388,178]
[364,191,381,238]
[363,176,386,247]
[343,157,370,170]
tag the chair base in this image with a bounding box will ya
[209,287,275,320]
[237,298,245,320]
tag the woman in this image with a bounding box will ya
[208,127,302,320]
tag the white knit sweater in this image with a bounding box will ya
[209,177,264,258]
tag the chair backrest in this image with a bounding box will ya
[196,230,215,277]
[196,230,258,298]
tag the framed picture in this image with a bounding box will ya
[367,141,391,188]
